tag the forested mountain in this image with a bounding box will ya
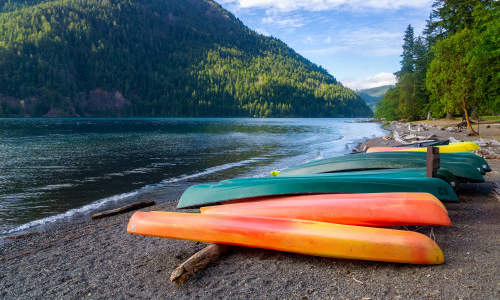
[375,0,498,134]
[358,85,393,110]
[0,0,372,117]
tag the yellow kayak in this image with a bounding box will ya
[367,142,479,153]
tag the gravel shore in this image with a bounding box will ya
[2,121,500,299]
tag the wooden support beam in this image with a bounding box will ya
[91,200,155,219]
[170,244,230,284]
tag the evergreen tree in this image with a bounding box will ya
[425,0,495,40]
[395,24,415,78]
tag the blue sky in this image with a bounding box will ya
[218,0,433,90]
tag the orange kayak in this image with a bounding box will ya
[127,211,444,264]
[200,193,450,227]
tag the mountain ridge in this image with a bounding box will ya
[358,85,394,111]
[0,0,372,117]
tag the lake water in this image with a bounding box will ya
[0,118,386,236]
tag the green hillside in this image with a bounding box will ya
[358,85,393,110]
[0,0,372,117]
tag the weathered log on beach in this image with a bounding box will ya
[91,200,155,219]
[170,244,230,284]
[4,231,40,240]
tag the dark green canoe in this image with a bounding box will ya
[281,152,488,176]
[294,152,489,173]
[360,152,491,172]
[279,155,484,183]
[177,169,459,208]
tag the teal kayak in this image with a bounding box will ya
[177,170,459,208]
[279,155,484,183]
[290,152,489,173]
[361,152,490,172]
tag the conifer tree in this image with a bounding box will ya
[396,25,415,78]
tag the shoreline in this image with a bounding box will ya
[2,121,500,299]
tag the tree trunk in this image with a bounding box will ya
[462,98,478,136]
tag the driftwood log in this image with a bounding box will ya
[91,200,155,219]
[170,244,230,284]
[4,231,40,240]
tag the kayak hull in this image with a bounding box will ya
[177,171,459,208]
[127,211,445,265]
[200,192,451,226]
[279,157,484,182]
[348,152,490,172]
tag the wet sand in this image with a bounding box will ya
[1,123,500,299]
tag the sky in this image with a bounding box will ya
[218,0,434,90]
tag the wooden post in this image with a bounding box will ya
[426,146,440,178]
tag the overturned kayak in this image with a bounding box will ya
[200,192,451,227]
[278,154,484,182]
[177,170,459,208]
[289,152,489,174]
[127,211,445,264]
[367,141,480,153]
[351,151,490,172]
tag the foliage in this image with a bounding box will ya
[426,29,476,116]
[375,0,498,129]
[0,0,371,117]
[426,3,499,133]
[374,87,399,121]
[426,0,495,40]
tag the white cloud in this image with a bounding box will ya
[220,0,431,12]
[262,15,305,27]
[341,72,396,90]
[300,28,402,56]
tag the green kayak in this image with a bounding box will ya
[362,152,491,173]
[279,155,484,183]
[177,169,459,208]
[290,152,489,173]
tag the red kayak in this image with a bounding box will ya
[200,193,450,227]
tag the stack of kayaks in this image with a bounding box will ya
[127,142,486,265]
